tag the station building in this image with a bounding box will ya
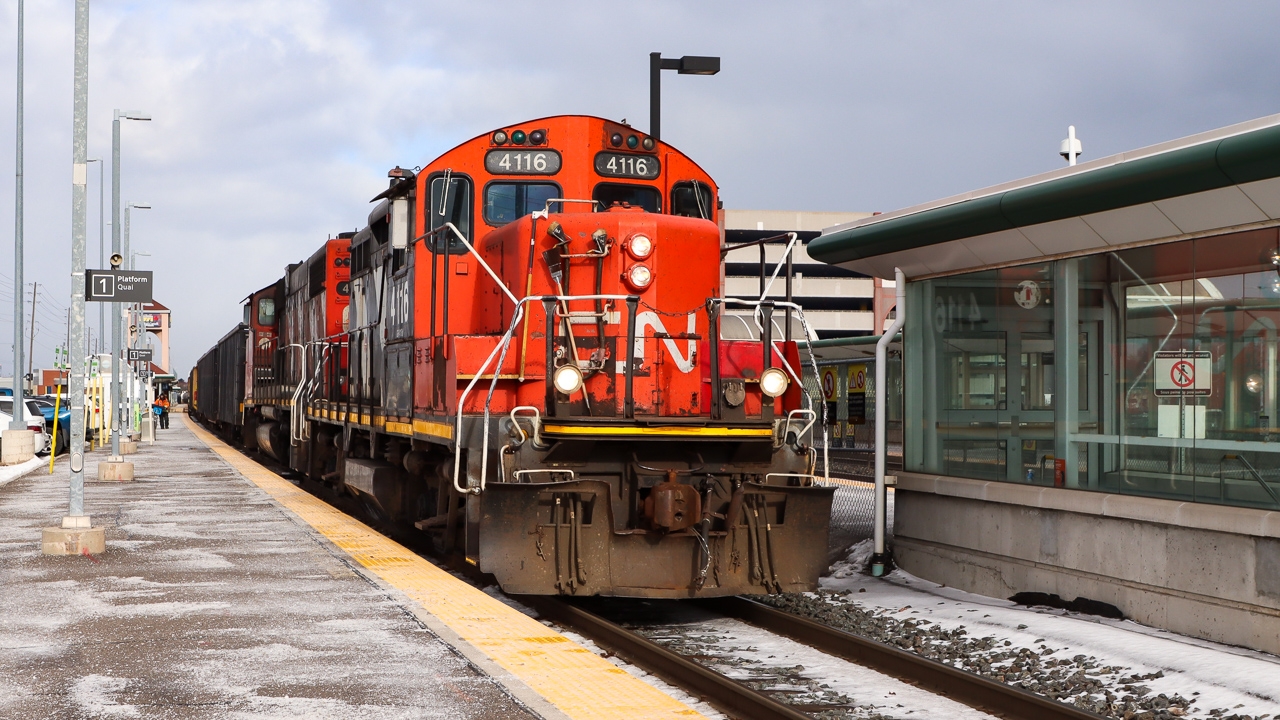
[811,114,1280,654]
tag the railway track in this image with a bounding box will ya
[528,595,1107,720]
[207,421,1104,720]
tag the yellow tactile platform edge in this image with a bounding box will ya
[181,415,703,720]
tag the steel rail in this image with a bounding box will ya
[703,596,1107,720]
[525,597,810,720]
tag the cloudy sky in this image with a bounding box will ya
[0,0,1278,376]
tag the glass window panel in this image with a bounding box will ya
[429,175,472,253]
[671,181,714,219]
[592,183,661,213]
[484,182,561,225]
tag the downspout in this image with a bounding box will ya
[872,267,906,577]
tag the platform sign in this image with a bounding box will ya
[128,349,153,363]
[1154,350,1212,396]
[847,363,867,425]
[85,270,153,303]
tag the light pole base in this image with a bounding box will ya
[42,516,106,555]
[97,460,134,482]
[1,429,35,465]
[119,440,138,455]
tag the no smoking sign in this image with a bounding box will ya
[1154,351,1212,396]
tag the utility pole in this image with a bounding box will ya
[26,282,36,378]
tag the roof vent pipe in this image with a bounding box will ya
[1060,125,1083,166]
[872,267,905,577]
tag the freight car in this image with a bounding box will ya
[191,115,834,597]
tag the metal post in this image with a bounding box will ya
[124,209,132,434]
[68,0,89,513]
[1054,258,1080,488]
[872,268,907,576]
[649,52,661,141]
[625,295,638,419]
[88,158,103,355]
[110,111,121,457]
[10,0,24,430]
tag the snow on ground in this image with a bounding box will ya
[808,541,1280,719]
[0,455,43,488]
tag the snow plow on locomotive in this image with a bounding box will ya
[192,115,834,597]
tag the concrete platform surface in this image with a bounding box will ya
[0,420,537,719]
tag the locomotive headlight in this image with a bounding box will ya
[626,234,653,260]
[624,264,653,290]
[553,363,584,395]
[759,367,790,398]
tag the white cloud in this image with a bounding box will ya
[0,0,1275,373]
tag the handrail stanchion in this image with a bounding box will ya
[543,297,558,416]
[625,295,639,419]
[707,298,721,421]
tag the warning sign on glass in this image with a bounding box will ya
[1154,350,1212,397]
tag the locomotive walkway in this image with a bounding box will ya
[0,415,705,720]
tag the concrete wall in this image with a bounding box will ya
[895,472,1280,655]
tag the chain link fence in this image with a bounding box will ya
[802,356,902,560]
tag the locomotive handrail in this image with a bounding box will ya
[722,297,829,483]
[453,293,637,496]
[784,408,817,445]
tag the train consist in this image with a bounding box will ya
[191,115,833,597]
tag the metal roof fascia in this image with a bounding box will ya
[811,115,1280,267]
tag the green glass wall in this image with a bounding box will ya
[905,227,1280,509]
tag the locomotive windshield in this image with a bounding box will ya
[592,183,660,213]
[671,180,714,220]
[484,182,561,225]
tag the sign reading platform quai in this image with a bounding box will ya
[85,270,153,303]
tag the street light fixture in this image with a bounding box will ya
[649,52,720,142]
[109,109,150,458]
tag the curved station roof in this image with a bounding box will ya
[811,113,1280,279]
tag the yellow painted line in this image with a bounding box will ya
[182,415,703,720]
[385,421,412,436]
[543,424,773,438]
[413,418,454,440]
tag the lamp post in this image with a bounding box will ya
[110,111,150,458]
[123,206,148,435]
[127,248,149,435]
[648,52,720,142]
[8,0,24,437]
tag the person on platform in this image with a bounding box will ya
[157,395,170,430]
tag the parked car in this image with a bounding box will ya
[29,396,72,454]
[0,398,51,455]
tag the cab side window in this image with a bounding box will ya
[257,298,276,326]
[671,180,714,220]
[429,174,473,254]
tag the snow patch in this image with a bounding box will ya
[71,675,138,717]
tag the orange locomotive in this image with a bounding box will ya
[232,115,833,597]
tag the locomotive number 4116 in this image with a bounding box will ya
[594,152,661,179]
[484,149,562,175]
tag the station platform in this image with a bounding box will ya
[0,415,704,719]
